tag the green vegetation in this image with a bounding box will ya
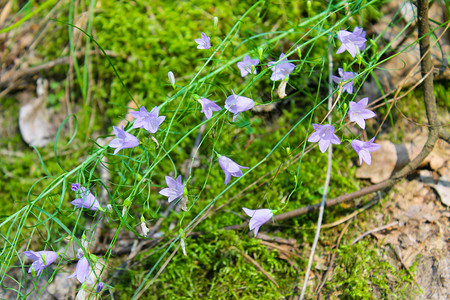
[1,0,445,298]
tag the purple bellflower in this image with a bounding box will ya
[348,97,376,129]
[159,175,184,203]
[242,208,273,237]
[237,55,260,77]
[268,53,295,81]
[130,106,166,134]
[68,256,92,284]
[224,90,255,122]
[351,137,381,165]
[71,187,101,211]
[195,32,211,49]
[332,68,356,94]
[198,97,221,119]
[24,250,58,276]
[218,155,248,185]
[109,126,139,155]
[336,26,367,58]
[308,124,341,153]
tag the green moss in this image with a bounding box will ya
[323,240,417,299]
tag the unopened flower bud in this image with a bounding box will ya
[307,0,312,15]
[180,195,188,211]
[286,147,291,155]
[81,234,88,250]
[71,183,80,192]
[168,71,175,88]
[297,46,302,59]
[76,248,84,259]
[96,282,104,293]
[180,238,187,256]
[106,204,112,213]
[369,39,377,51]
[278,79,288,99]
[357,52,362,65]
[89,253,99,263]
[213,16,219,27]
[140,216,149,236]
[75,287,86,300]
[258,47,264,61]
[124,197,132,207]
[135,173,142,181]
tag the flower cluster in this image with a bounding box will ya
[25,25,385,289]
[306,26,380,165]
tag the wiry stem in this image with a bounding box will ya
[298,36,335,300]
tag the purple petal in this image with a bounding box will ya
[242,207,255,217]
[359,109,376,119]
[165,176,177,189]
[176,175,183,187]
[318,139,331,153]
[68,257,90,284]
[359,150,372,165]
[108,138,122,148]
[308,132,320,143]
[24,251,40,260]
[223,171,231,186]
[366,143,381,152]
[359,97,369,107]
[346,44,357,58]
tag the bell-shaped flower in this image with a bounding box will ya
[68,256,92,284]
[336,26,367,58]
[348,97,376,129]
[268,53,295,81]
[224,90,255,122]
[332,68,357,94]
[130,106,166,134]
[218,155,248,185]
[159,175,184,203]
[308,124,341,153]
[242,208,273,237]
[24,250,58,276]
[197,97,221,119]
[351,137,381,165]
[237,55,259,77]
[71,187,101,211]
[195,32,211,49]
[109,126,139,155]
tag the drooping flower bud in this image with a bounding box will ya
[168,71,175,88]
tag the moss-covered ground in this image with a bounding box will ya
[1,0,448,299]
